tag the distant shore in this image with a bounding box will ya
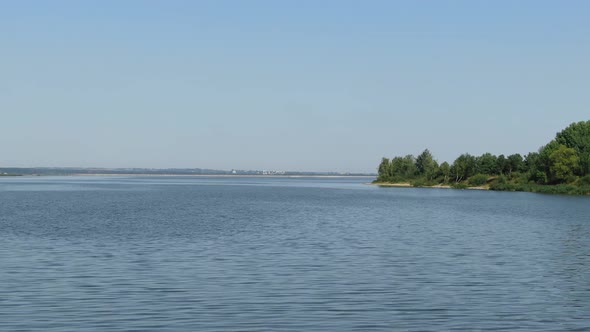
[70,174,376,178]
[0,172,375,179]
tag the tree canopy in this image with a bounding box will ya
[375,120,590,194]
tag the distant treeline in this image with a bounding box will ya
[376,120,590,195]
[0,167,229,176]
[0,167,373,177]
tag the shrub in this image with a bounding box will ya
[411,178,427,187]
[490,182,518,191]
[468,174,488,186]
[451,182,469,189]
[496,175,508,184]
[529,171,547,184]
[578,175,590,186]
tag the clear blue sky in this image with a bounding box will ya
[1,1,589,173]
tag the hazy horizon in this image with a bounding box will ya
[2,1,589,173]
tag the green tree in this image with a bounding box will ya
[477,153,498,175]
[377,157,390,182]
[506,154,524,175]
[390,156,404,179]
[538,141,560,179]
[496,154,507,175]
[385,155,418,180]
[400,155,417,178]
[524,152,546,184]
[416,149,437,180]
[524,152,539,173]
[439,161,451,183]
[554,120,590,175]
[549,145,579,183]
[451,154,476,182]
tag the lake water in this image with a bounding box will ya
[0,176,589,331]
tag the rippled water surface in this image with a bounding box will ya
[1,176,589,331]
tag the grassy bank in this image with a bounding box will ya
[489,182,590,195]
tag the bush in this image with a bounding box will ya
[490,182,518,191]
[468,174,489,186]
[535,184,585,195]
[451,182,469,189]
[513,172,529,183]
[489,181,590,195]
[411,178,427,187]
[529,170,547,185]
[578,175,590,186]
[496,175,508,184]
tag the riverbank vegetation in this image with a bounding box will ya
[375,121,590,195]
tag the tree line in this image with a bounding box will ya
[376,120,590,194]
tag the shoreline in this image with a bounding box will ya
[370,182,488,190]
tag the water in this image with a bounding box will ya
[0,176,589,331]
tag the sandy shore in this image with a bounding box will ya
[370,182,413,187]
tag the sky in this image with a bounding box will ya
[1,1,589,173]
